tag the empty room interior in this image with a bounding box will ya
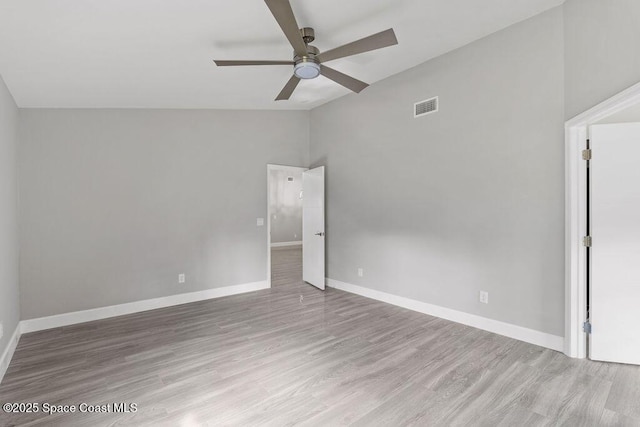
[2,0,640,425]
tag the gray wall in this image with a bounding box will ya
[19,109,309,319]
[269,168,303,244]
[564,0,640,119]
[0,74,19,355]
[310,8,565,336]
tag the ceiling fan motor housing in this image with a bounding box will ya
[300,27,315,43]
[294,41,320,79]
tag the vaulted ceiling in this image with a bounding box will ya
[0,0,563,110]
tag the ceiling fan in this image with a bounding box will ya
[213,0,398,101]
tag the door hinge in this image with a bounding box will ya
[583,321,592,334]
[582,149,592,160]
[583,236,592,247]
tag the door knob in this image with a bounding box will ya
[315,232,325,236]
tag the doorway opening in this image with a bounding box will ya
[565,81,640,359]
[267,164,307,288]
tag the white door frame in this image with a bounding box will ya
[565,81,640,358]
[266,164,308,287]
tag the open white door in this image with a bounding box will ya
[303,166,325,290]
[590,123,640,364]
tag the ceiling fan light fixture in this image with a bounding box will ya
[294,61,320,79]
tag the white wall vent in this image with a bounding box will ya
[414,96,438,118]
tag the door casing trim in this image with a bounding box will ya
[565,81,640,358]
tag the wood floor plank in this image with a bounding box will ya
[0,246,637,426]
[600,408,640,427]
[605,363,640,420]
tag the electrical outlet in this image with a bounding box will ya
[479,291,489,304]
[0,322,3,340]
[294,234,297,239]
[358,268,364,277]
[178,274,186,284]
[257,218,264,226]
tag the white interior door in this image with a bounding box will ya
[303,166,325,290]
[590,123,640,364]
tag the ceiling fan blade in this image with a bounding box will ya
[275,75,301,100]
[264,0,308,58]
[320,65,369,93]
[214,60,294,66]
[317,29,398,63]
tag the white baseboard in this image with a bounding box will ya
[21,280,269,334]
[270,241,302,248]
[326,279,564,352]
[0,323,21,384]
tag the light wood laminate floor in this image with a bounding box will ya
[1,246,639,426]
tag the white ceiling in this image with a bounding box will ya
[0,0,563,110]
